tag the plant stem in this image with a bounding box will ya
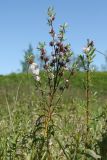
[84,56,90,160]
[86,67,89,143]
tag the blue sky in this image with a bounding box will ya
[0,0,107,74]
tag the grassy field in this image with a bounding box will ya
[0,72,107,159]
[0,72,107,105]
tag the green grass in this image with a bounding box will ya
[0,71,107,100]
[0,72,107,159]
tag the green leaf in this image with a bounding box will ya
[55,137,70,159]
[79,55,84,61]
[89,48,96,57]
[86,149,101,159]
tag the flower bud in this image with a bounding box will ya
[49,41,54,46]
[55,48,59,53]
[60,45,64,52]
[83,47,91,53]
[40,55,44,60]
[44,57,49,62]
[59,72,63,77]
[41,48,46,55]
[56,42,61,47]
[51,16,55,21]
[49,28,55,37]
[59,86,64,91]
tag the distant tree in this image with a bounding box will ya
[21,44,35,72]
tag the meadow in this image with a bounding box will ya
[0,72,107,159]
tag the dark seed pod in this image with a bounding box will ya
[55,48,59,54]
[49,28,55,37]
[40,55,44,60]
[49,41,54,46]
[59,72,63,77]
[60,46,64,52]
[41,48,46,55]
[56,42,61,47]
[59,61,65,67]
[44,57,49,62]
[59,86,64,91]
[51,16,55,21]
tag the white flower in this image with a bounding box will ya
[83,47,91,53]
[29,62,40,81]
[49,73,54,79]
[65,79,69,83]
[49,139,53,146]
[53,56,56,60]
[35,76,40,81]
[29,63,39,75]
